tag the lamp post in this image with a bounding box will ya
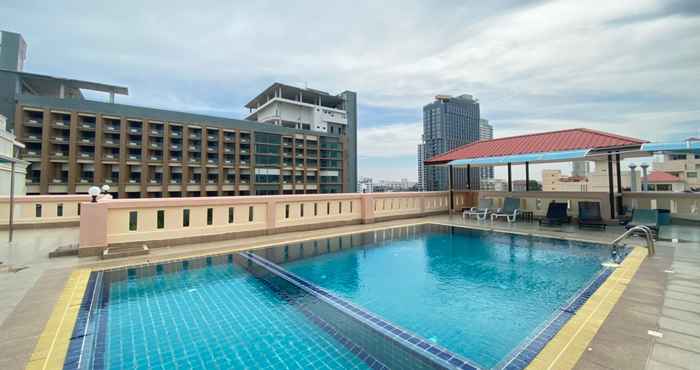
[88,186,101,203]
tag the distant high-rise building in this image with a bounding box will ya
[417,142,425,191]
[421,94,480,191]
[479,118,494,180]
[572,161,590,177]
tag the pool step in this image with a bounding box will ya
[102,244,150,260]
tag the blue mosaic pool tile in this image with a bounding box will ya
[240,251,481,370]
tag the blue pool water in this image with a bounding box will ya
[72,225,613,370]
[97,262,370,370]
[281,227,610,368]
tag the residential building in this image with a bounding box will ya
[572,161,590,177]
[0,114,28,195]
[417,142,425,191]
[652,144,700,191]
[0,30,357,197]
[358,176,374,193]
[421,94,480,191]
[542,169,589,192]
[478,118,494,180]
[646,171,686,192]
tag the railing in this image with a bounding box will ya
[612,225,656,256]
[0,195,90,227]
[457,191,615,220]
[78,191,453,256]
[623,192,700,221]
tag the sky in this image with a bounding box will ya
[2,0,699,181]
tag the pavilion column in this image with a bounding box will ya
[616,154,623,216]
[466,164,471,190]
[507,163,512,192]
[607,154,616,219]
[525,162,530,191]
[448,165,454,212]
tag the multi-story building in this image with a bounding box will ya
[478,118,494,180]
[0,31,357,197]
[421,94,480,191]
[572,161,591,177]
[0,114,28,195]
[416,142,425,191]
[652,144,700,191]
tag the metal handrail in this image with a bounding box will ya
[611,225,655,256]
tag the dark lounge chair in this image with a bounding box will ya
[625,209,659,238]
[539,202,570,226]
[578,201,606,230]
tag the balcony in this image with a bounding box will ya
[224,147,233,153]
[189,158,200,164]
[78,152,94,159]
[78,178,94,184]
[128,178,140,184]
[207,135,217,141]
[103,153,118,160]
[53,121,69,129]
[52,178,68,184]
[170,144,181,150]
[79,138,95,145]
[170,131,182,138]
[26,177,40,184]
[149,156,163,162]
[150,142,163,149]
[128,141,142,148]
[170,178,182,185]
[129,127,142,135]
[104,177,118,184]
[240,138,250,144]
[80,122,96,130]
[103,138,118,146]
[189,146,201,152]
[149,179,162,185]
[170,157,182,162]
[207,179,217,184]
[24,150,40,158]
[224,135,235,142]
[189,133,201,140]
[150,129,163,136]
[24,134,42,142]
[24,118,43,127]
[224,159,234,165]
[104,125,120,133]
[207,146,218,153]
[240,149,250,155]
[240,161,249,167]
[207,159,218,165]
[128,154,142,161]
[51,152,67,159]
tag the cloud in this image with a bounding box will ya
[357,121,422,158]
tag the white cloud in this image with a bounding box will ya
[357,121,422,158]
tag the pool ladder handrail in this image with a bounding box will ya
[611,225,655,256]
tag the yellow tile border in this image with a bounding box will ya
[26,269,92,370]
[526,246,647,370]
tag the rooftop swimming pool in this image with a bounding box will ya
[69,224,617,370]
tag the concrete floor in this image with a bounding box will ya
[1,216,698,370]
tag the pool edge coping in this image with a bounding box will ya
[524,246,647,370]
[25,269,92,370]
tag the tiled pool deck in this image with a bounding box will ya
[1,215,698,370]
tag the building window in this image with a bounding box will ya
[228,207,234,223]
[207,208,213,225]
[57,203,63,217]
[35,204,42,217]
[183,209,190,227]
[129,211,138,231]
[248,206,254,222]
[157,210,165,229]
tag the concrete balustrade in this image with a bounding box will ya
[0,194,90,228]
[456,191,614,220]
[623,192,700,221]
[78,191,452,256]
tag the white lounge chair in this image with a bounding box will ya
[490,197,521,223]
[463,199,495,221]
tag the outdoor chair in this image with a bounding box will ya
[490,197,521,223]
[578,201,606,230]
[463,198,495,221]
[625,209,659,239]
[539,202,570,227]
